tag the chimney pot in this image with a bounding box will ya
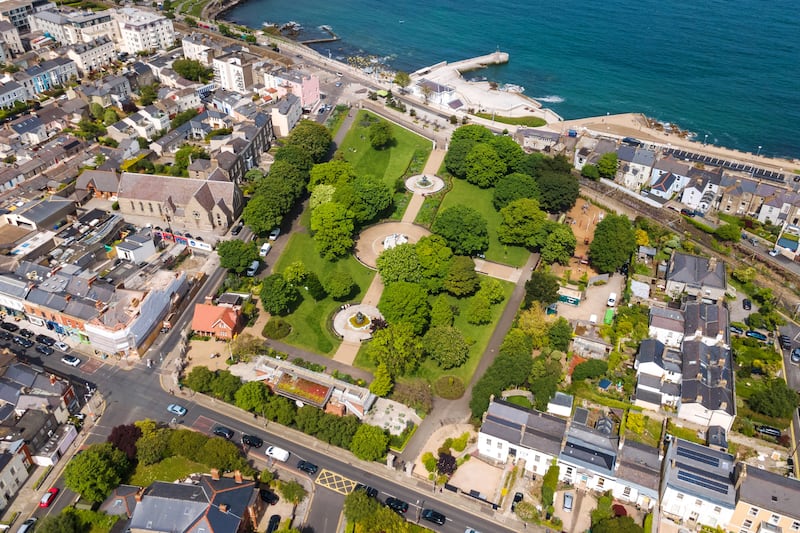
[211,468,220,480]
[234,470,242,483]
[219,503,228,512]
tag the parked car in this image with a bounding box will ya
[265,446,290,462]
[297,460,318,475]
[19,328,33,338]
[355,483,378,498]
[61,355,81,367]
[742,298,752,310]
[167,404,187,416]
[260,489,279,505]
[0,330,10,340]
[421,509,446,525]
[231,222,244,236]
[779,334,792,349]
[212,426,234,440]
[18,518,37,533]
[385,497,409,514]
[755,425,782,438]
[40,487,59,508]
[14,336,33,348]
[54,341,69,351]
[242,434,263,448]
[511,491,523,511]
[36,334,55,346]
[35,344,54,356]
[563,492,574,512]
[266,514,281,533]
[269,227,281,241]
[730,325,744,335]
[769,249,780,257]
[0,321,19,332]
[745,330,768,342]
[259,242,272,256]
[791,347,800,364]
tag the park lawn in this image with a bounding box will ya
[128,456,208,487]
[338,110,432,191]
[273,232,375,355]
[437,178,529,267]
[353,279,514,386]
[473,113,546,127]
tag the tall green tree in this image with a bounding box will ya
[333,174,392,224]
[350,425,389,461]
[432,205,489,256]
[378,282,430,335]
[260,274,301,315]
[368,120,393,149]
[443,137,476,178]
[366,323,423,377]
[235,381,271,413]
[589,214,637,273]
[308,159,356,190]
[444,256,480,296]
[172,58,214,82]
[310,202,354,259]
[548,317,573,351]
[414,235,453,293]
[216,240,259,273]
[535,171,580,213]
[493,172,541,210]
[451,124,494,143]
[64,443,130,502]
[465,143,506,187]
[35,512,82,533]
[490,135,526,172]
[324,271,356,300]
[274,144,314,173]
[597,152,619,178]
[376,243,422,285]
[423,326,470,369]
[524,271,560,308]
[541,223,577,265]
[429,294,455,327]
[393,71,411,89]
[287,120,332,163]
[748,379,797,418]
[369,363,394,396]
[497,198,547,246]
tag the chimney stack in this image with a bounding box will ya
[134,486,145,502]
[211,468,220,480]
[219,503,228,513]
[708,257,717,272]
[234,470,242,484]
[735,463,747,491]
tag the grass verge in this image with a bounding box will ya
[473,113,546,127]
[128,456,209,487]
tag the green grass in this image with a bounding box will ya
[325,105,350,137]
[354,279,514,385]
[505,395,533,409]
[436,178,530,267]
[473,113,546,127]
[626,415,663,448]
[128,456,208,487]
[338,110,432,191]
[273,232,375,355]
[666,421,704,444]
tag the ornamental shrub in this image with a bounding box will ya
[263,317,291,339]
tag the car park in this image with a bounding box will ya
[212,426,234,440]
[61,355,81,367]
[0,321,18,332]
[260,489,279,505]
[40,487,59,508]
[743,298,752,310]
[511,492,523,511]
[385,497,409,514]
[36,334,55,346]
[266,514,281,533]
[421,509,446,525]
[167,404,187,416]
[35,344,54,356]
[355,483,378,498]
[54,341,69,351]
[242,434,263,448]
[297,460,318,475]
[563,492,574,512]
[791,347,800,364]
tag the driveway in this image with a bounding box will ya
[556,273,625,324]
[557,489,595,533]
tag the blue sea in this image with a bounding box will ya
[223,0,800,160]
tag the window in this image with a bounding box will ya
[695,499,702,507]
[622,486,631,498]
[485,438,491,447]
[534,455,540,463]
[597,478,605,489]
[496,441,502,449]
[565,467,573,477]
[790,521,799,531]
[9,467,15,476]
[676,493,684,500]
[713,506,721,513]
[742,520,752,530]
[749,507,759,517]
[771,515,780,524]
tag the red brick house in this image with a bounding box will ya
[191,303,240,340]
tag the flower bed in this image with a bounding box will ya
[275,374,331,406]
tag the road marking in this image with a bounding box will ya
[315,469,358,495]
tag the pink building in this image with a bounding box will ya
[263,68,320,109]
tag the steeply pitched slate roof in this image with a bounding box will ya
[117,172,236,213]
[616,441,661,491]
[735,463,800,518]
[666,252,727,290]
[681,341,734,415]
[653,156,690,176]
[683,301,728,340]
[77,169,120,193]
[481,400,567,456]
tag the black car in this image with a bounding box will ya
[779,334,792,349]
[512,491,524,511]
[755,425,782,438]
[0,330,10,340]
[355,483,378,498]
[266,514,281,533]
[385,497,409,514]
[241,434,263,448]
[212,426,234,440]
[36,334,55,346]
[730,325,744,335]
[421,509,446,525]
[259,489,279,505]
[13,336,33,348]
[743,298,752,310]
[18,328,33,338]
[231,222,244,236]
[35,344,54,356]
[296,460,318,475]
[0,322,19,332]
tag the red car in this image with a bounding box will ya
[39,487,58,508]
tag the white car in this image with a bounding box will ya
[61,355,81,367]
[769,249,780,257]
[54,341,69,351]
[269,227,281,241]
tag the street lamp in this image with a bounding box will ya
[704,134,708,146]
[756,145,762,157]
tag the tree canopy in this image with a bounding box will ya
[217,240,259,273]
[465,143,506,187]
[64,443,130,502]
[172,58,214,82]
[287,120,332,163]
[540,223,577,265]
[350,424,389,461]
[333,174,392,225]
[378,282,430,335]
[589,214,637,273]
[497,198,547,247]
[310,202,354,259]
[432,205,489,256]
[748,378,797,418]
[535,171,580,213]
[368,120,393,149]
[259,274,301,316]
[366,323,423,377]
[493,172,541,210]
[424,326,470,369]
[524,271,560,308]
[597,152,619,178]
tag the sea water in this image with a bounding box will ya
[223,0,800,159]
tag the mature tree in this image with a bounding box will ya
[368,120,393,149]
[107,424,142,461]
[310,202,354,259]
[75,119,106,140]
[334,174,392,224]
[581,163,600,180]
[324,270,356,300]
[393,71,411,89]
[241,188,287,234]
[209,370,241,402]
[491,135,526,172]
[139,84,158,105]
[541,223,577,265]
[573,359,608,380]
[524,271,560,309]
[444,137,476,178]
[308,159,356,190]
[184,366,215,393]
[469,329,534,417]
[287,120,332,163]
[295,405,323,434]
[136,427,170,466]
[103,108,118,126]
[279,479,308,506]
[89,102,104,120]
[423,326,470,369]
[589,214,637,273]
[198,437,247,471]
[465,143,506,187]
[64,443,130,502]
[479,277,506,304]
[217,240,259,273]
[282,260,309,286]
[414,235,453,293]
[366,322,423,376]
[536,171,580,213]
[716,223,741,242]
[235,381,271,413]
[493,172,541,210]
[36,512,81,533]
[378,282,430,335]
[259,274,301,315]
[173,144,209,175]
[530,356,560,409]
[597,152,619,178]
[467,293,492,325]
[429,294,454,327]
[451,124,494,143]
[274,144,314,173]
[497,198,547,246]
[748,379,797,418]
[518,307,550,348]
[172,58,213,82]
[170,108,199,129]
[369,363,394,396]
[432,205,488,256]
[350,425,389,461]
[310,183,336,210]
[266,159,308,201]
[230,332,264,359]
[376,243,422,285]
[303,271,327,300]
[344,489,377,525]
[548,317,573,351]
[444,255,480,296]
[169,428,209,459]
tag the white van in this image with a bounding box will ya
[265,445,290,462]
[259,242,272,257]
[245,260,259,277]
[607,292,617,307]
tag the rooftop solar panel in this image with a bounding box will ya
[677,470,729,494]
[676,445,720,467]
